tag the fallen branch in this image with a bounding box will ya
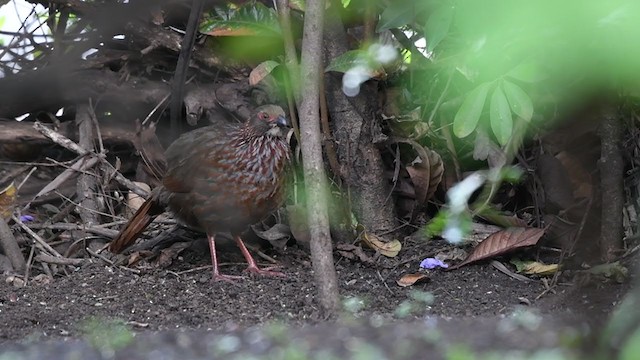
[34,253,87,266]
[28,222,119,238]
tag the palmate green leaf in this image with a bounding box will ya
[376,0,429,32]
[453,82,491,138]
[200,2,280,36]
[490,85,513,146]
[502,80,533,122]
[425,4,454,52]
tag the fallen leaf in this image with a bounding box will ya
[511,259,559,276]
[251,223,291,249]
[396,273,429,287]
[451,227,545,269]
[362,231,402,257]
[0,182,17,219]
[406,164,429,208]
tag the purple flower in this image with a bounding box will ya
[20,215,34,222]
[420,258,448,269]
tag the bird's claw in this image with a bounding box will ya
[244,265,286,278]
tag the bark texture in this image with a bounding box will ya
[323,5,397,235]
[299,0,340,315]
[599,105,624,261]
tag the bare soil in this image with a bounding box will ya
[0,235,630,359]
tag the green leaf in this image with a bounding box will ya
[502,80,534,122]
[200,2,281,36]
[453,82,491,138]
[506,61,546,83]
[325,50,366,73]
[249,60,281,85]
[425,4,454,52]
[376,0,429,32]
[489,85,513,146]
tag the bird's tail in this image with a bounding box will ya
[109,197,164,253]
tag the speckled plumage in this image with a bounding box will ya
[109,105,291,281]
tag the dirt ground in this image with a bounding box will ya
[0,233,631,358]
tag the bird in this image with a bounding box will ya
[109,105,292,282]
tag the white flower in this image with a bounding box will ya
[446,172,486,214]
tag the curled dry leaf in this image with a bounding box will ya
[396,273,429,287]
[388,137,444,219]
[451,227,545,269]
[0,182,16,219]
[251,223,291,249]
[362,231,401,257]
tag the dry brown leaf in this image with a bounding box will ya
[362,231,401,257]
[388,137,443,220]
[406,164,429,207]
[451,227,545,269]
[396,273,429,287]
[520,261,558,276]
[0,182,17,219]
[425,149,444,201]
[251,223,291,249]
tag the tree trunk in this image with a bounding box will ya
[299,0,340,316]
[323,5,397,236]
[599,105,624,261]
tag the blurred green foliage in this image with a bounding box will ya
[374,0,640,146]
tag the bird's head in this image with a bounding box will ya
[248,105,289,138]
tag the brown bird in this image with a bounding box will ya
[109,105,291,281]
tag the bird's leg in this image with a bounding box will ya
[233,234,286,277]
[207,233,243,282]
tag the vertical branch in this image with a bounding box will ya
[276,0,301,140]
[170,0,205,140]
[298,0,340,315]
[599,105,624,261]
[75,104,100,225]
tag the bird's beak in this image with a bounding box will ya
[276,115,289,128]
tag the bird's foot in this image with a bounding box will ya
[244,265,286,278]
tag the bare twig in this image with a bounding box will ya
[34,121,89,156]
[28,222,119,239]
[35,253,86,266]
[12,215,63,258]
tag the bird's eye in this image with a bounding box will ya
[259,112,269,120]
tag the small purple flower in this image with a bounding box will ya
[420,258,448,269]
[20,215,34,222]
